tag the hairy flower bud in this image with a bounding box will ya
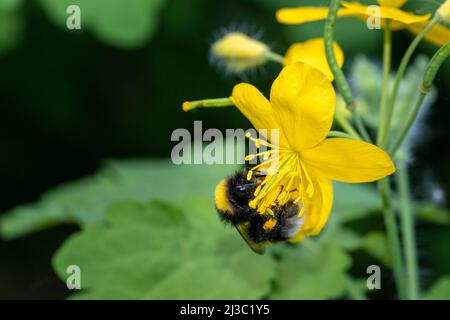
[437,0,450,24]
[210,32,269,74]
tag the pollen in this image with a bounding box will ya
[263,218,277,231]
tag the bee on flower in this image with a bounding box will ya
[223,62,395,246]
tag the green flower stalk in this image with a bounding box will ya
[390,42,450,155]
[379,14,441,149]
[324,0,371,142]
[324,0,354,107]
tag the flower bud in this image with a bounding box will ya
[210,32,269,74]
[437,0,450,24]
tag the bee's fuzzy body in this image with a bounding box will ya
[215,170,304,253]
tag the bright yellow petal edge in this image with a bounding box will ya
[284,38,344,81]
[276,6,355,24]
[406,22,450,47]
[301,138,396,183]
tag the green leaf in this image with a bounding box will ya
[53,198,276,299]
[0,1,24,55]
[269,240,352,299]
[361,231,392,267]
[345,277,368,300]
[332,182,381,223]
[416,203,450,225]
[0,0,22,11]
[0,159,239,239]
[38,0,167,48]
[423,276,450,300]
[333,227,363,251]
[352,55,437,152]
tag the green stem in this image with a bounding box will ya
[377,20,392,147]
[324,0,354,106]
[378,178,406,299]
[390,42,450,154]
[265,50,285,64]
[389,92,425,154]
[334,113,363,140]
[354,110,372,142]
[396,154,419,300]
[324,0,372,142]
[381,15,440,148]
[327,131,357,139]
[183,97,233,112]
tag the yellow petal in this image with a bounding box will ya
[301,138,396,183]
[231,83,288,146]
[284,38,344,81]
[276,6,355,24]
[377,0,407,8]
[406,22,450,47]
[342,1,430,25]
[289,174,333,242]
[270,62,335,151]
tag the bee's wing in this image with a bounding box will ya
[234,223,265,255]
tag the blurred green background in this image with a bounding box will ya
[0,0,449,299]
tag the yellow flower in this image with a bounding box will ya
[276,1,450,47]
[284,38,344,81]
[210,32,269,74]
[230,62,395,242]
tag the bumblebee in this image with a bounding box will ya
[214,170,304,254]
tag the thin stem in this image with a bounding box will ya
[334,113,363,140]
[324,0,373,141]
[396,155,419,300]
[390,42,450,154]
[389,93,425,154]
[378,178,406,299]
[377,19,392,147]
[327,131,357,139]
[265,50,285,64]
[182,97,233,112]
[324,0,354,106]
[354,110,372,142]
[382,15,440,148]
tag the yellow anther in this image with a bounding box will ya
[245,154,256,161]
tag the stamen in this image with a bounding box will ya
[254,185,262,197]
[245,132,278,149]
[244,134,308,216]
[298,206,305,217]
[299,160,315,198]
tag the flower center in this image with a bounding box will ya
[245,134,314,216]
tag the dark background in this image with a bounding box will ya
[0,0,449,299]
